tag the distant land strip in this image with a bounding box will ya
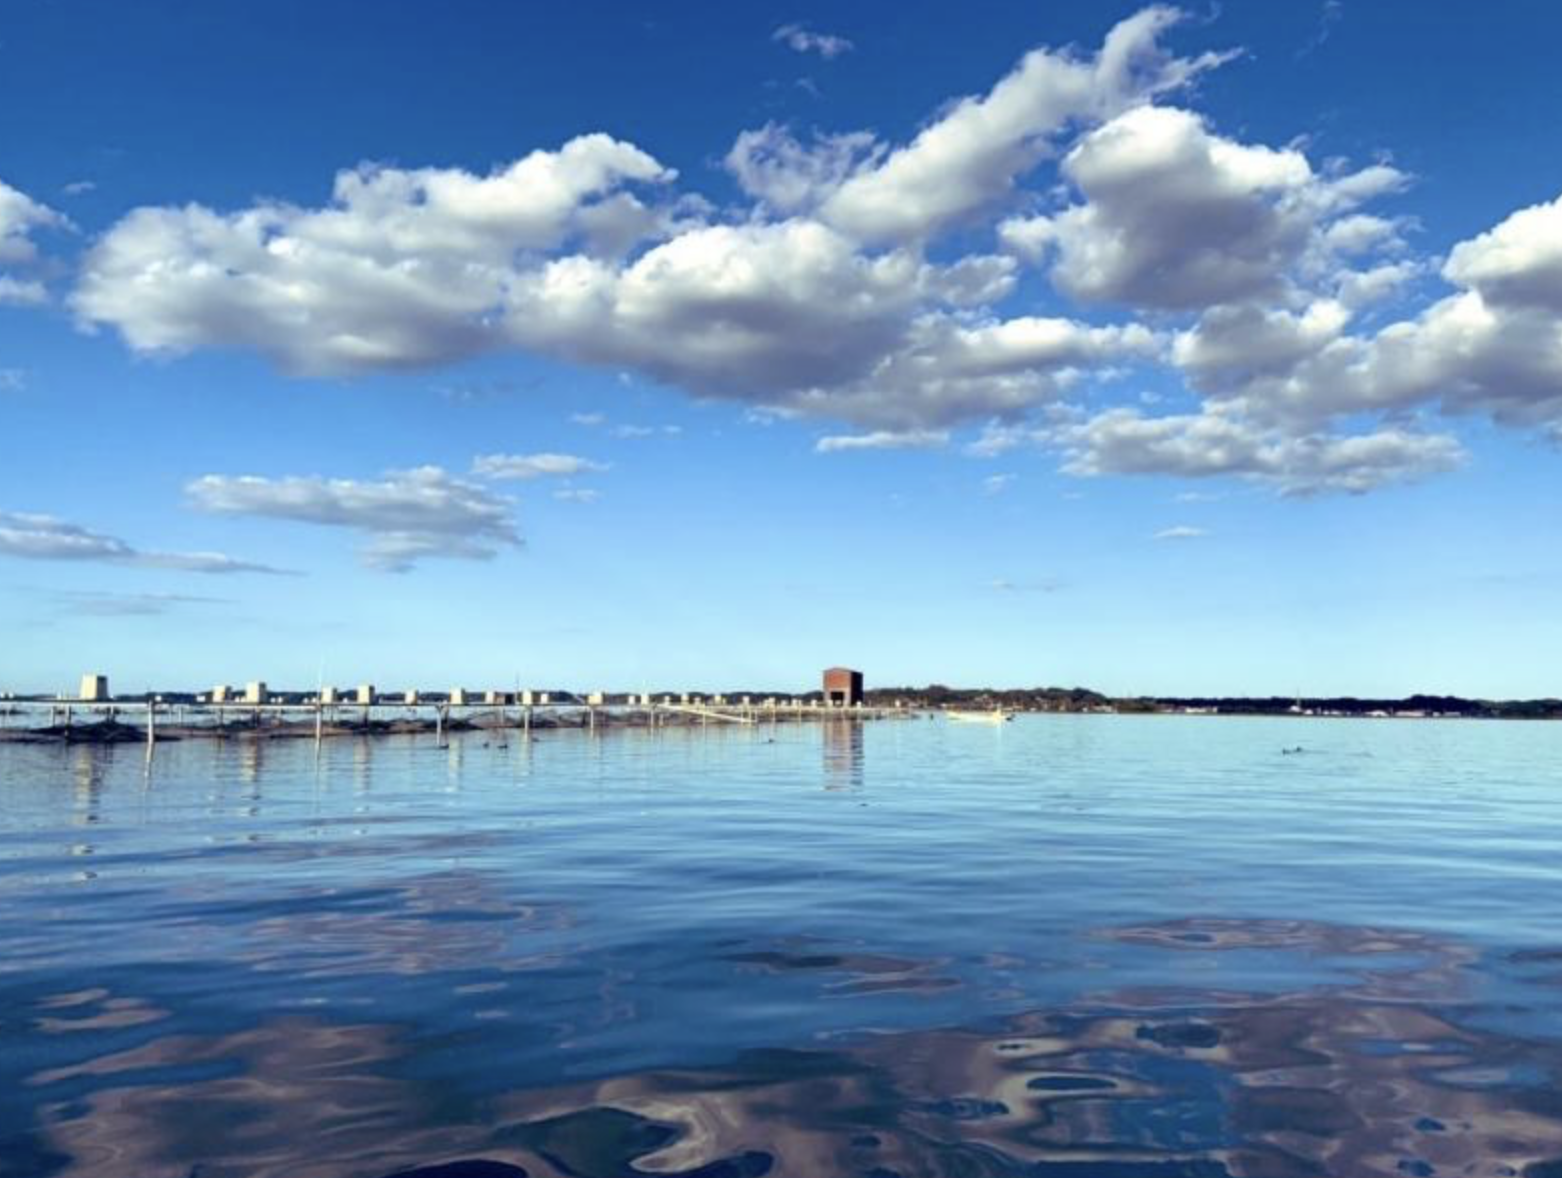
[2,685,1557,721]
[865,687,1562,720]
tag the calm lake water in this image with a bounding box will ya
[2,714,1561,1177]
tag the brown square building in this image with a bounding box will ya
[823,667,864,706]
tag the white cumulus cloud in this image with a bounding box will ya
[815,428,949,453]
[35,7,1562,499]
[0,510,291,574]
[772,23,854,59]
[185,467,520,572]
[788,314,1157,428]
[1056,408,1465,495]
[0,179,67,305]
[1443,192,1562,312]
[52,590,229,617]
[814,7,1236,243]
[73,135,677,373]
[471,452,607,480]
[725,125,882,215]
[60,12,1215,439]
[1008,105,1405,310]
[1163,193,1562,440]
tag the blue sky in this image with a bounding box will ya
[1,0,1559,697]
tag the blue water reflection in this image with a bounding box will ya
[1,715,1561,1175]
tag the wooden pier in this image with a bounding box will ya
[0,694,916,748]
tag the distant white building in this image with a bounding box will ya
[355,684,376,705]
[78,674,109,702]
[243,681,267,704]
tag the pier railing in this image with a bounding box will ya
[0,697,913,747]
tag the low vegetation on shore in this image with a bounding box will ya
[866,686,1562,720]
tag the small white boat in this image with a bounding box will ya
[946,708,1013,723]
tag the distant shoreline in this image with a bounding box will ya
[866,689,1562,722]
[0,698,1555,747]
[4,689,1558,721]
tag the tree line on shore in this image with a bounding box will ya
[861,686,1562,720]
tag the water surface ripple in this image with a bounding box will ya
[2,715,1561,1176]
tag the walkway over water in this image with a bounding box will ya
[0,696,916,744]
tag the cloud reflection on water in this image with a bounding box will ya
[16,918,1562,1178]
[234,870,577,980]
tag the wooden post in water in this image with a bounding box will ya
[314,701,323,743]
[145,701,156,759]
[436,703,446,747]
